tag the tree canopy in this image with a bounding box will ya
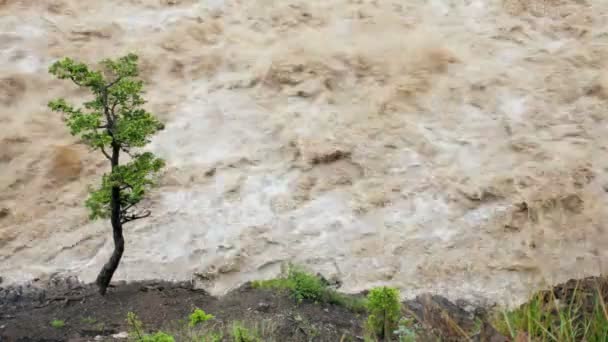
[48,53,165,223]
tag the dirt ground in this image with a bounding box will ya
[3,276,606,341]
[0,279,364,341]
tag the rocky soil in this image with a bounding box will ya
[0,276,499,341]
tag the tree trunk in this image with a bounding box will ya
[95,144,122,296]
[383,309,390,342]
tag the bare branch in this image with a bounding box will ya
[105,76,123,89]
[121,209,151,224]
[99,146,112,161]
[120,146,134,158]
[103,97,114,129]
[100,86,119,130]
[110,98,120,117]
[121,203,136,214]
[69,76,83,87]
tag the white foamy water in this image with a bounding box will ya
[1,0,608,307]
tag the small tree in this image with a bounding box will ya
[48,53,165,295]
[367,287,402,341]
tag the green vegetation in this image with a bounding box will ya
[231,322,261,342]
[139,332,175,342]
[252,264,324,303]
[105,266,608,341]
[189,308,215,327]
[252,264,366,312]
[494,283,608,342]
[50,319,65,329]
[393,318,418,342]
[365,287,401,341]
[127,311,269,342]
[48,53,165,296]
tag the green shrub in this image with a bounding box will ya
[288,265,325,303]
[252,263,369,312]
[50,319,65,329]
[252,264,324,303]
[325,291,368,313]
[366,287,401,340]
[189,308,214,327]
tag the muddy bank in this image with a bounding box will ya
[3,276,607,341]
[0,277,363,341]
[0,276,496,341]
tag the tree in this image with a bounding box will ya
[48,53,165,295]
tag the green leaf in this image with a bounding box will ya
[49,57,105,90]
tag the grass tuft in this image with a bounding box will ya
[493,281,608,342]
[50,319,65,329]
[252,263,367,312]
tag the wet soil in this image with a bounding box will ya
[0,279,364,341]
[3,276,606,342]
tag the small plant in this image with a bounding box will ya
[366,287,401,341]
[252,263,367,311]
[189,308,214,327]
[81,316,97,325]
[200,331,223,342]
[95,322,107,332]
[252,264,324,303]
[393,318,417,342]
[50,319,65,329]
[127,311,146,340]
[288,265,325,303]
[326,291,368,313]
[231,322,261,342]
[127,312,176,342]
[139,332,175,342]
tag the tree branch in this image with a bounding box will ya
[110,98,120,118]
[121,209,151,224]
[121,203,136,214]
[69,76,83,87]
[100,146,112,161]
[106,76,123,89]
[120,146,134,158]
[103,98,114,130]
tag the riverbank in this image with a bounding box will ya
[3,273,606,341]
